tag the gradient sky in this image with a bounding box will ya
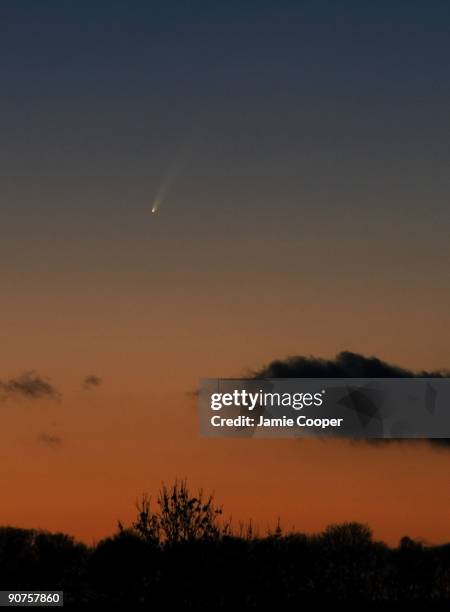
[1,1,449,545]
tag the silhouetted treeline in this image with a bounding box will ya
[1,482,449,606]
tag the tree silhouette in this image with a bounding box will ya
[0,482,448,605]
[132,480,230,544]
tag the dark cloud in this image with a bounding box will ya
[252,351,448,379]
[252,351,450,449]
[83,374,102,390]
[0,372,60,402]
[38,433,63,447]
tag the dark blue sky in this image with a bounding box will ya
[1,1,449,241]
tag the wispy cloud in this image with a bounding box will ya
[38,433,63,448]
[0,372,61,402]
[83,374,102,390]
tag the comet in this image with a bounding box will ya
[151,171,176,214]
[151,177,173,213]
[150,131,198,215]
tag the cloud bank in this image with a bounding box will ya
[252,351,448,380]
[251,351,449,449]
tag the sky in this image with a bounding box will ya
[0,1,449,545]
